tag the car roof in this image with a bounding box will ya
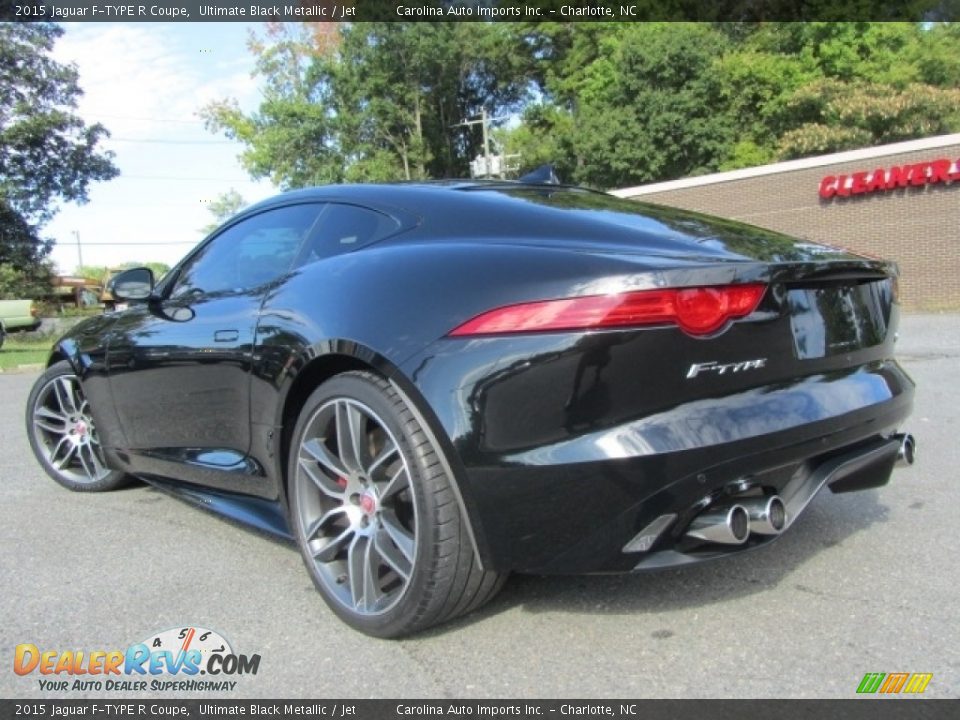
[242,180,597,216]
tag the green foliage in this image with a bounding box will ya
[203,22,535,186]
[0,23,118,277]
[135,261,171,281]
[210,22,960,190]
[75,261,171,282]
[505,21,960,187]
[776,80,960,158]
[497,104,576,180]
[202,189,247,235]
[0,262,53,300]
[73,265,108,282]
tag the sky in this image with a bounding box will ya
[46,22,278,274]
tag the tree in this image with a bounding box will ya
[504,22,960,187]
[202,189,247,235]
[711,23,960,165]
[76,261,171,281]
[775,79,960,158]
[0,23,118,282]
[504,23,735,187]
[0,261,53,300]
[203,22,535,187]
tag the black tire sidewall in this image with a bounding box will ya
[287,372,452,638]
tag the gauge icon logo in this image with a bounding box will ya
[141,626,233,664]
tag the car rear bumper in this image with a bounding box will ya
[451,359,915,574]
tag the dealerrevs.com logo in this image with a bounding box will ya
[14,626,261,693]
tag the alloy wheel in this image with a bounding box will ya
[295,397,418,616]
[30,374,111,485]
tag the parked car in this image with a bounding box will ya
[24,179,916,637]
[0,299,41,350]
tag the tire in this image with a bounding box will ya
[288,370,505,638]
[25,360,128,492]
[0,325,5,351]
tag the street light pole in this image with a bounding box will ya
[72,230,83,271]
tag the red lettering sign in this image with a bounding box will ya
[819,157,960,200]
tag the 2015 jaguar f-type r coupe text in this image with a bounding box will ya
[26,181,916,637]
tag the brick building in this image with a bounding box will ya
[612,134,960,310]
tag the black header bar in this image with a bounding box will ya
[2,699,960,719]
[1,0,958,23]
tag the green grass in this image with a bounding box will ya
[0,336,52,370]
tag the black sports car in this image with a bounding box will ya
[25,179,916,637]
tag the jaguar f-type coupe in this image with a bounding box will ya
[26,179,916,637]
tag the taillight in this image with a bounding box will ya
[30,304,38,317]
[449,284,766,338]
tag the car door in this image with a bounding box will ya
[106,202,324,493]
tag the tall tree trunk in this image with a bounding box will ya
[414,90,424,179]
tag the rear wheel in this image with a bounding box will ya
[26,361,127,492]
[288,371,504,637]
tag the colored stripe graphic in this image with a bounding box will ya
[903,673,933,694]
[879,672,910,693]
[857,672,932,694]
[857,673,886,694]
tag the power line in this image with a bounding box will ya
[56,240,199,246]
[108,137,234,145]
[94,113,206,125]
[120,174,251,181]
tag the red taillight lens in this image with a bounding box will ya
[449,284,766,337]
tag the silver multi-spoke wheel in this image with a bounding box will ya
[290,371,505,637]
[295,397,418,616]
[26,361,126,492]
[30,373,110,485]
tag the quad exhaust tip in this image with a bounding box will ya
[741,495,787,536]
[684,504,750,545]
[896,433,916,467]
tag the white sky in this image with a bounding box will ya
[46,22,278,274]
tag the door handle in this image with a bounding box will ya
[214,329,239,343]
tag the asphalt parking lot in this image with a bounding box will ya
[1,314,958,699]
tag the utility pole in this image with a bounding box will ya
[452,110,507,178]
[480,108,490,176]
[72,230,83,271]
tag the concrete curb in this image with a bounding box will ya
[0,364,43,374]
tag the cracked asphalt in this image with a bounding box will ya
[1,314,957,699]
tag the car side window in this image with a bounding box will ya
[170,204,323,298]
[292,203,400,268]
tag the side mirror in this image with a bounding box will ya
[109,267,155,302]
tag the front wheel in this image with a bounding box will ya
[288,371,504,637]
[26,361,127,491]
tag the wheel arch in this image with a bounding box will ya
[48,339,78,371]
[275,342,493,571]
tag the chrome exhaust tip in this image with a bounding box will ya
[895,433,916,467]
[741,495,787,536]
[685,504,750,545]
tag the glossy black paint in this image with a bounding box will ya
[49,182,915,573]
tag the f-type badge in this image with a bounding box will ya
[686,358,767,379]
